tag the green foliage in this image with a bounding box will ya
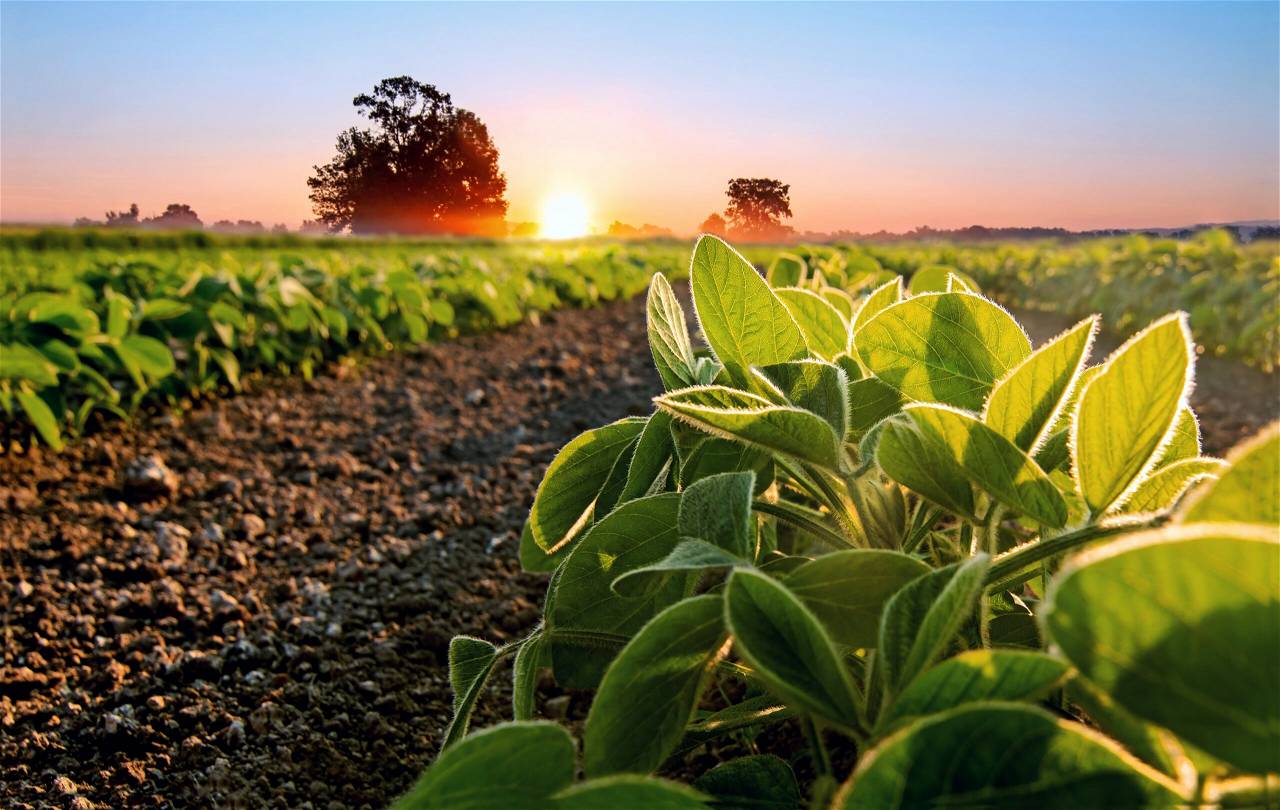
[400,235,1273,808]
[0,236,688,449]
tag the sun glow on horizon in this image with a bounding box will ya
[538,192,592,239]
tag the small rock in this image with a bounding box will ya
[146,695,166,711]
[122,455,179,501]
[210,589,246,621]
[223,719,246,748]
[14,581,33,599]
[200,521,225,546]
[545,695,571,720]
[464,388,486,405]
[240,514,266,540]
[155,522,190,567]
[53,775,78,795]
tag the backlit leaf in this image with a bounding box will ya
[857,292,1030,411]
[783,550,929,649]
[879,650,1069,729]
[1072,314,1192,517]
[647,273,697,391]
[1043,523,1280,774]
[1180,422,1279,525]
[775,287,848,360]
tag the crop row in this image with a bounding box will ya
[407,235,1278,808]
[748,229,1279,371]
[0,235,687,450]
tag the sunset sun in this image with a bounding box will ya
[538,192,592,239]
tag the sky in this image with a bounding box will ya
[2,1,1278,234]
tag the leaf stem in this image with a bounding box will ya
[802,716,832,780]
[752,499,854,550]
[984,516,1168,589]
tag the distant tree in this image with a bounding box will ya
[298,219,330,235]
[271,223,291,235]
[725,178,792,241]
[143,204,203,230]
[73,217,101,228]
[308,76,508,236]
[607,221,673,239]
[508,221,538,238]
[699,212,727,237]
[105,203,140,228]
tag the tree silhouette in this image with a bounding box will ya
[105,203,140,228]
[308,77,508,236]
[698,212,727,237]
[143,204,202,230]
[725,178,792,241]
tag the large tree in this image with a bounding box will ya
[724,177,792,241]
[308,77,508,236]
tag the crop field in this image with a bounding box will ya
[1,228,1276,808]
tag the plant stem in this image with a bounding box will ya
[753,499,854,550]
[802,716,832,780]
[803,464,864,545]
[984,516,1168,589]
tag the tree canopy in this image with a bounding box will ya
[308,77,508,236]
[725,178,792,241]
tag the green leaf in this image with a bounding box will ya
[876,417,975,520]
[984,316,1096,453]
[775,288,848,360]
[207,300,249,329]
[724,569,861,729]
[554,776,709,809]
[878,555,990,697]
[849,276,902,347]
[105,293,133,338]
[612,540,745,598]
[16,390,63,450]
[1117,458,1225,514]
[679,471,756,558]
[647,273,697,391]
[621,411,675,502]
[512,633,545,722]
[1180,422,1279,525]
[1154,407,1200,468]
[530,418,646,552]
[834,704,1183,809]
[692,755,801,810]
[548,494,690,687]
[519,520,570,573]
[678,436,773,491]
[690,235,806,386]
[1042,523,1280,774]
[584,595,728,777]
[782,550,929,649]
[905,404,1067,528]
[1065,677,1188,780]
[118,334,176,379]
[35,340,79,372]
[857,292,1030,411]
[0,343,59,386]
[27,296,99,335]
[1072,313,1192,517]
[907,265,979,295]
[753,359,849,440]
[140,298,191,321]
[822,288,856,321]
[441,636,499,749]
[392,722,573,810]
[847,377,905,438]
[656,386,844,473]
[879,650,1070,730]
[595,435,640,517]
[766,253,807,287]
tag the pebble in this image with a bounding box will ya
[15,580,34,599]
[155,522,191,566]
[122,455,179,500]
[240,514,267,539]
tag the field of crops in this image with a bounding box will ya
[1,229,1277,808]
[3,228,1276,453]
[0,230,687,450]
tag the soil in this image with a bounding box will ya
[2,291,1274,809]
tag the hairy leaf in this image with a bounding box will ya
[835,704,1182,809]
[1180,421,1279,525]
[1043,523,1280,774]
[690,235,807,386]
[984,315,1096,453]
[585,595,727,777]
[775,287,848,360]
[1072,314,1192,517]
[725,569,861,729]
[647,273,697,391]
[905,404,1067,528]
[879,650,1070,729]
[783,550,929,649]
[441,636,499,749]
[876,417,975,520]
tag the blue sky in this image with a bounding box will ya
[2,1,1277,232]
